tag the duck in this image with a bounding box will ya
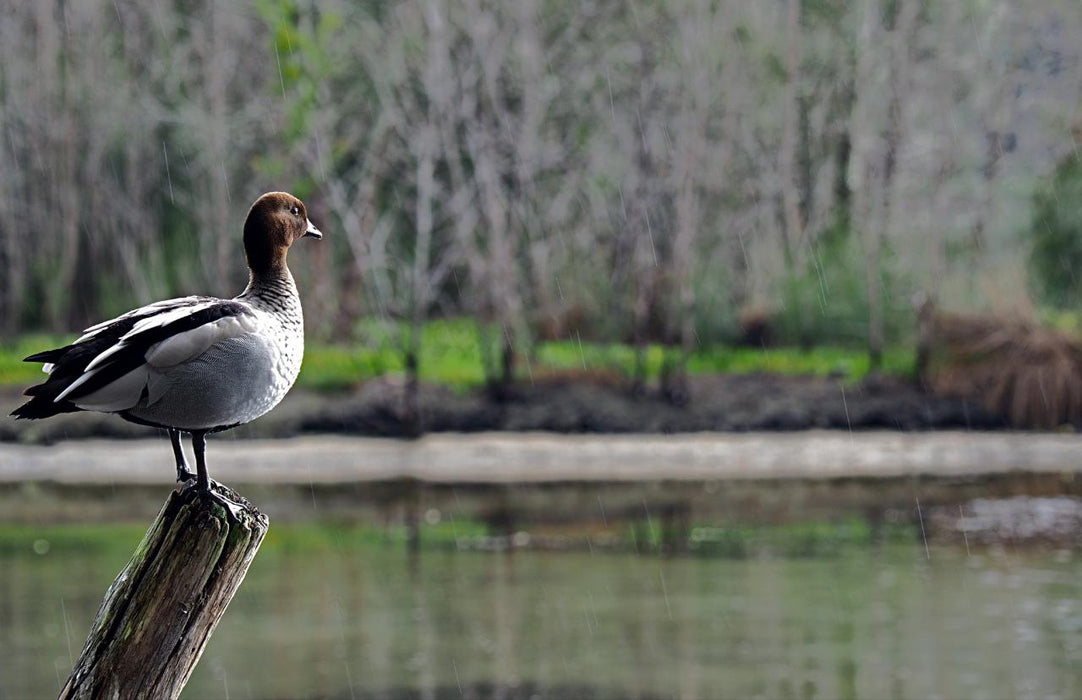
[11,192,322,492]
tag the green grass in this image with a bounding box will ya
[0,318,915,393]
[298,318,488,391]
[0,334,71,386]
[537,339,914,382]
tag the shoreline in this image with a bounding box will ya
[2,430,1080,485]
[3,431,1080,541]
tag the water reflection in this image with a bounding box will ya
[2,530,1081,699]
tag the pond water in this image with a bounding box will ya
[2,524,1081,700]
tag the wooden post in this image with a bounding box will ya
[58,481,269,700]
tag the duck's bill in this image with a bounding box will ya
[304,219,323,239]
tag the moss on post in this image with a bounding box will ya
[58,482,268,700]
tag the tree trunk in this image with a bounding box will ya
[779,0,804,260]
[405,120,436,439]
[403,348,422,438]
[500,331,515,395]
[915,294,935,389]
[852,0,884,370]
[59,482,268,700]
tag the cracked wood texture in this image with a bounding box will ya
[58,482,269,700]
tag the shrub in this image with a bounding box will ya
[1027,153,1082,308]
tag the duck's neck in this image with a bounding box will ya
[239,267,300,314]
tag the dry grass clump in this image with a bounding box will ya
[928,312,1082,429]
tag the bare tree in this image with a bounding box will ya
[779,0,805,265]
[3,0,1082,382]
[851,0,917,369]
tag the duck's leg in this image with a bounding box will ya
[191,430,211,492]
[170,429,194,483]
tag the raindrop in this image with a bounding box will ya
[161,142,174,204]
[219,160,231,205]
[59,597,73,668]
[314,131,329,182]
[343,658,355,699]
[916,496,930,560]
[641,497,655,551]
[960,504,971,556]
[644,205,658,266]
[605,65,617,126]
[274,43,287,98]
[659,568,672,620]
[452,658,463,697]
[840,385,853,442]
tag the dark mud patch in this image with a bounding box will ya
[2,373,1002,444]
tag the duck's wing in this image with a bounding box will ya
[11,297,258,418]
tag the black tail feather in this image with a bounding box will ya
[14,318,145,420]
[23,347,71,364]
[10,394,82,420]
[23,382,54,397]
[13,342,85,418]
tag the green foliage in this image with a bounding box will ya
[1041,307,1082,336]
[255,0,345,143]
[774,235,913,349]
[0,322,914,393]
[531,339,913,383]
[535,340,667,378]
[1027,153,1082,309]
[686,345,914,380]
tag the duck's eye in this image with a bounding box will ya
[290,205,300,216]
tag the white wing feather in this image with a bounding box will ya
[74,296,205,344]
[144,315,259,368]
[55,301,258,410]
[83,301,219,373]
[54,367,103,403]
[124,301,219,340]
[67,367,149,412]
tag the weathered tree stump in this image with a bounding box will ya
[58,481,269,700]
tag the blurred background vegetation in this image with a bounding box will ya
[6,6,1082,697]
[2,0,1082,394]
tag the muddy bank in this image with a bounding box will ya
[0,373,1003,444]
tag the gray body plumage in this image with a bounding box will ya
[125,274,304,431]
[37,272,306,432]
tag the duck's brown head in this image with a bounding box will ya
[243,192,322,277]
